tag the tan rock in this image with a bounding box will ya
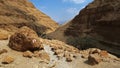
[33,51,40,57]
[88,54,102,65]
[2,56,14,64]
[64,51,70,58]
[8,26,43,51]
[108,54,118,60]
[81,54,88,59]
[34,50,50,61]
[64,52,74,62]
[51,45,63,51]
[57,53,64,59]
[0,29,10,40]
[99,50,108,58]
[39,51,50,61]
[23,51,33,58]
[0,49,8,55]
[89,48,101,54]
[54,50,63,55]
[66,54,74,62]
[66,57,73,62]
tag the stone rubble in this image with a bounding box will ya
[2,56,14,64]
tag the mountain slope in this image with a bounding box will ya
[48,0,120,56]
[0,0,59,39]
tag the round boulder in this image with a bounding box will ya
[8,26,43,51]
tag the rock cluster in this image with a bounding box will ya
[42,39,80,62]
[23,50,50,62]
[80,48,118,65]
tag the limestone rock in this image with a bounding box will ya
[81,54,88,59]
[23,51,33,58]
[0,29,10,40]
[0,49,8,55]
[80,48,117,65]
[88,54,102,65]
[2,56,14,64]
[64,52,74,62]
[8,26,43,51]
[89,49,101,54]
[66,57,73,62]
[99,50,108,58]
[54,50,63,55]
[39,51,50,61]
[66,54,74,62]
[34,50,50,62]
[33,51,40,57]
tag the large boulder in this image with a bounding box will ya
[8,26,43,51]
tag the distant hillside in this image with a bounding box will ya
[0,0,59,39]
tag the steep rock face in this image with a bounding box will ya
[65,0,120,37]
[0,0,58,39]
[49,0,120,56]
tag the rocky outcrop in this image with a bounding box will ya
[48,0,120,56]
[0,0,58,39]
[8,26,43,51]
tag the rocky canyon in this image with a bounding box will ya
[48,0,120,57]
[0,0,120,68]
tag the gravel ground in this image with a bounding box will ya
[0,40,120,68]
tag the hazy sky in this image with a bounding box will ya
[29,0,93,24]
